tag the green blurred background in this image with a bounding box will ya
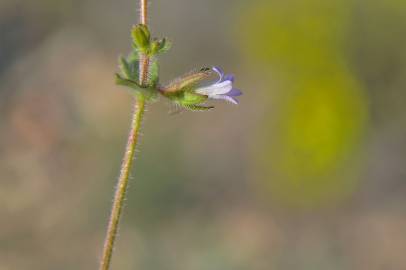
[1,0,406,269]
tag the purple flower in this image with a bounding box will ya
[195,67,242,104]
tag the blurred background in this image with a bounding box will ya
[1,0,406,269]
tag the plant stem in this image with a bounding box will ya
[99,1,150,269]
[139,0,149,87]
[140,0,148,25]
[99,97,145,270]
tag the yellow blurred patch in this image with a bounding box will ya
[239,0,369,208]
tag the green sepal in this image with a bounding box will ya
[183,104,214,111]
[163,91,207,107]
[166,91,212,111]
[163,89,207,105]
[115,73,158,101]
[181,91,208,105]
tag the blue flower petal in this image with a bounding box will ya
[224,74,235,82]
[226,88,242,97]
[212,66,224,82]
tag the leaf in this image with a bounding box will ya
[115,73,140,88]
[115,73,157,101]
[127,50,140,62]
[119,53,140,81]
[119,56,132,79]
[148,58,159,87]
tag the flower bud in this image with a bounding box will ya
[150,40,160,55]
[157,38,167,51]
[131,24,151,51]
[150,38,171,55]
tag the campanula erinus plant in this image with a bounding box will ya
[99,1,242,269]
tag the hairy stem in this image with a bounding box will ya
[139,55,150,87]
[99,1,150,269]
[99,97,145,270]
[139,0,150,87]
[140,0,148,25]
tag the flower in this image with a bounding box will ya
[195,67,242,104]
[158,66,242,111]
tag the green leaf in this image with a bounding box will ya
[115,73,140,88]
[127,50,140,62]
[119,56,132,79]
[119,54,140,81]
[115,73,157,101]
[148,58,159,87]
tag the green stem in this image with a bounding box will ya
[99,96,145,270]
